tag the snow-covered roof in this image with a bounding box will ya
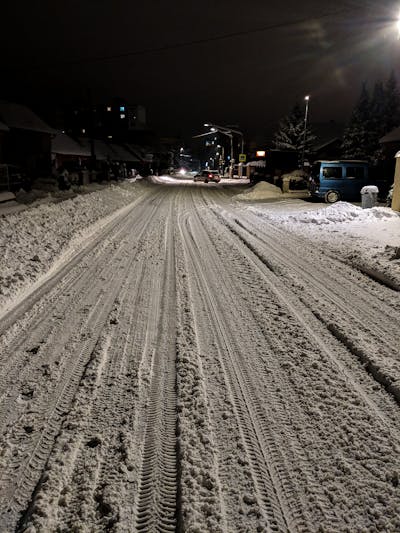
[77,138,115,161]
[52,133,91,157]
[0,121,9,132]
[312,137,341,152]
[109,144,140,162]
[380,126,400,144]
[0,101,56,134]
[311,121,344,150]
[314,159,368,164]
[124,144,145,161]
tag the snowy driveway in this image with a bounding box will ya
[1,183,400,532]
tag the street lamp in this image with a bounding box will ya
[397,11,400,38]
[301,95,310,167]
[205,123,244,153]
[203,123,244,177]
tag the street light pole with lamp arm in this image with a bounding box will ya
[204,123,244,177]
[301,95,310,167]
[205,123,244,153]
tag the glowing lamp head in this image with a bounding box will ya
[305,95,310,101]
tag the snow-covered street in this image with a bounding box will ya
[1,179,400,532]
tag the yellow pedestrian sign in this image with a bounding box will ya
[239,153,246,162]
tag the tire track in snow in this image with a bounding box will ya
[214,208,400,413]
[192,193,400,530]
[16,199,163,532]
[179,192,315,532]
[133,199,178,533]
[0,194,165,530]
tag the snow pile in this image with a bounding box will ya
[283,202,398,225]
[0,182,145,311]
[252,201,399,229]
[235,181,283,201]
[281,169,308,178]
[247,200,400,290]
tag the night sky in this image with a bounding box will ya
[2,0,400,140]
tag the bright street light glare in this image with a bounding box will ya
[305,95,310,101]
[204,123,210,127]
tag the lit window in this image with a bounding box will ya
[108,135,113,139]
[120,113,126,119]
[119,105,125,112]
[107,106,112,112]
[82,128,86,134]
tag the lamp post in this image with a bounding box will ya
[204,123,244,177]
[301,95,310,167]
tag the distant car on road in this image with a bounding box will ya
[193,170,221,183]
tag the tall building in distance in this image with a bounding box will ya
[62,97,147,143]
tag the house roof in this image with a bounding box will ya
[52,133,91,157]
[77,138,115,160]
[380,127,400,144]
[0,101,56,134]
[109,143,140,162]
[311,121,344,151]
[313,137,342,152]
[124,144,145,161]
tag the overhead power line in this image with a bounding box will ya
[17,6,356,72]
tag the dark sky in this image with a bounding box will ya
[2,0,400,141]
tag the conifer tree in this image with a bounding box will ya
[273,103,315,152]
[369,81,386,156]
[382,70,400,133]
[341,82,371,159]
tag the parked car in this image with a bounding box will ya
[309,160,369,203]
[0,164,31,192]
[193,170,221,183]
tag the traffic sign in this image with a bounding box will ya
[239,153,246,162]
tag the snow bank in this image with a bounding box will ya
[246,201,400,291]
[282,201,398,225]
[235,181,283,201]
[0,182,146,311]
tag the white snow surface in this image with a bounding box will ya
[244,199,400,290]
[1,180,400,532]
[0,181,148,312]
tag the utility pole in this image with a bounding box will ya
[301,95,310,167]
[87,88,96,171]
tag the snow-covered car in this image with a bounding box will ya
[193,170,221,183]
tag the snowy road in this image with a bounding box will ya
[1,184,400,532]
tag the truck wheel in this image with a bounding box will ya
[325,190,340,203]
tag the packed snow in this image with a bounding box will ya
[1,178,400,532]
[244,199,400,291]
